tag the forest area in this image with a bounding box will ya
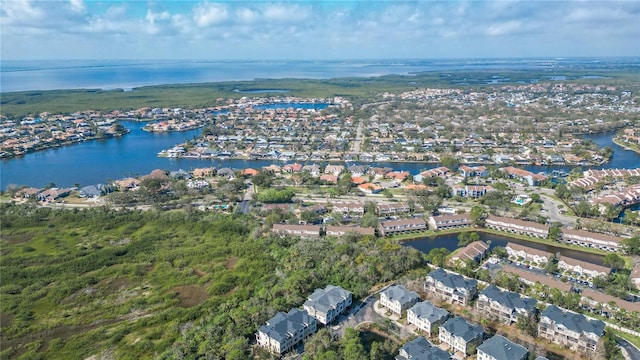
[0,204,425,359]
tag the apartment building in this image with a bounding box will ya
[407,300,450,336]
[303,285,352,325]
[485,215,549,238]
[476,285,537,324]
[256,308,317,354]
[538,305,605,353]
[425,268,478,306]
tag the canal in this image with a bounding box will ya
[402,232,605,265]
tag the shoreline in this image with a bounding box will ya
[613,137,640,155]
[396,227,612,257]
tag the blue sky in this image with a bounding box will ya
[1,0,639,60]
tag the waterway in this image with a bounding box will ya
[402,232,605,265]
[1,128,638,189]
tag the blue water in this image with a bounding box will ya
[1,125,638,189]
[403,232,604,265]
[3,58,639,92]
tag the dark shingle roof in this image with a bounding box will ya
[381,285,420,306]
[477,335,528,360]
[395,337,451,360]
[428,268,477,291]
[408,301,449,323]
[541,305,605,336]
[258,308,315,343]
[440,317,484,342]
[480,285,537,312]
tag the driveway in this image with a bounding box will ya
[617,337,640,360]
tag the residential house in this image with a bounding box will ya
[424,268,478,306]
[395,337,452,360]
[580,288,640,316]
[451,185,494,198]
[485,215,549,238]
[438,317,484,355]
[216,167,236,178]
[256,308,317,354]
[379,285,420,315]
[459,165,488,178]
[324,164,344,176]
[476,285,537,324]
[538,305,605,353]
[407,300,450,336]
[428,214,471,230]
[36,187,72,202]
[379,218,428,236]
[283,163,303,173]
[561,228,623,252]
[303,285,352,325]
[14,187,41,199]
[325,226,375,237]
[113,177,140,190]
[78,184,107,198]
[505,243,552,268]
[632,263,640,290]
[358,183,383,194]
[477,335,528,360]
[192,167,216,178]
[449,241,489,266]
[320,174,338,184]
[272,224,321,237]
[558,256,611,279]
[302,164,321,176]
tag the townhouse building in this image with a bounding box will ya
[330,202,365,215]
[378,218,427,236]
[505,243,552,268]
[538,305,605,353]
[271,224,321,237]
[425,268,478,306]
[476,285,537,324]
[428,214,472,230]
[379,285,420,316]
[256,308,317,354]
[558,256,611,279]
[477,335,528,360]
[377,202,411,216]
[395,337,452,360]
[449,241,489,267]
[560,228,623,252]
[439,317,484,355]
[485,215,549,238]
[407,300,450,336]
[451,185,494,198]
[303,285,352,325]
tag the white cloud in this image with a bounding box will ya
[486,20,522,36]
[69,0,86,14]
[193,2,228,27]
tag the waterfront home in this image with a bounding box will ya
[192,167,215,178]
[557,256,610,279]
[283,163,303,173]
[591,184,640,208]
[324,164,344,176]
[501,166,547,186]
[378,218,428,236]
[216,167,236,178]
[271,224,321,237]
[428,214,471,230]
[36,187,72,202]
[424,268,478,306]
[256,308,317,354]
[449,241,489,266]
[379,285,420,316]
[303,285,352,325]
[319,174,338,184]
[476,285,537,324]
[560,228,623,252]
[459,165,487,178]
[113,176,141,190]
[324,226,375,237]
[78,184,108,198]
[503,265,573,293]
[485,215,549,238]
[538,305,605,353]
[415,167,450,182]
[395,337,452,360]
[14,187,41,199]
[438,317,484,355]
[451,185,494,198]
[477,335,528,360]
[142,169,169,181]
[505,243,552,268]
[407,300,450,336]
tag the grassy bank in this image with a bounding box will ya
[613,138,640,155]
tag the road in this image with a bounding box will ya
[351,117,365,153]
[617,337,640,360]
[539,194,576,226]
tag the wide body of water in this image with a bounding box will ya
[403,231,604,265]
[2,125,638,189]
[4,58,637,92]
